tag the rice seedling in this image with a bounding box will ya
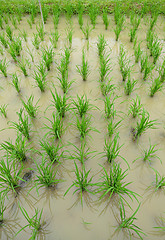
[0,58,8,77]
[66,26,73,49]
[76,49,90,81]
[150,77,163,97]
[102,8,109,30]
[96,163,138,207]
[114,2,121,25]
[0,33,8,48]
[0,192,6,224]
[33,69,47,92]
[49,30,59,48]
[150,14,158,30]
[26,47,34,62]
[44,113,63,140]
[10,108,31,140]
[146,29,154,50]
[104,95,116,119]
[6,25,13,41]
[129,27,137,43]
[149,168,165,191]
[40,139,63,164]
[134,42,142,63]
[30,2,37,24]
[119,45,131,81]
[42,46,54,71]
[115,203,145,239]
[50,88,70,118]
[36,23,45,41]
[143,61,154,81]
[0,155,24,193]
[11,73,20,93]
[21,95,39,118]
[0,104,7,118]
[130,13,141,30]
[89,3,98,29]
[76,115,92,140]
[151,37,162,64]
[81,23,92,40]
[114,23,122,41]
[19,29,27,42]
[78,3,83,29]
[107,120,121,137]
[128,95,143,118]
[42,3,49,24]
[97,34,107,58]
[159,60,165,83]
[35,156,61,190]
[124,74,137,96]
[72,94,94,118]
[154,214,165,233]
[16,207,44,239]
[65,3,74,20]
[11,16,18,29]
[140,54,148,73]
[27,18,32,29]
[1,133,28,162]
[100,79,116,96]
[17,58,28,77]
[53,8,60,29]
[133,109,157,140]
[58,74,73,94]
[64,161,96,207]
[9,37,22,56]
[99,54,112,82]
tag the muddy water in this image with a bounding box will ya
[0,13,165,240]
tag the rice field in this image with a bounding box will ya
[0,3,165,240]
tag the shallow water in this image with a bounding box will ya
[0,13,165,239]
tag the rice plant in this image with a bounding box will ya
[81,23,92,40]
[150,77,163,97]
[42,46,54,71]
[159,60,165,83]
[100,79,116,96]
[16,207,45,239]
[53,6,60,29]
[104,95,116,119]
[0,58,8,77]
[96,163,138,207]
[0,104,7,118]
[114,23,122,41]
[107,119,121,137]
[119,45,131,81]
[129,27,137,43]
[146,29,154,50]
[0,155,24,193]
[115,203,145,239]
[65,3,73,20]
[151,37,162,64]
[21,95,39,118]
[150,14,158,30]
[10,37,22,56]
[149,168,165,191]
[128,95,143,118]
[40,139,63,164]
[140,54,148,73]
[6,25,13,41]
[36,23,45,41]
[11,16,18,29]
[30,2,37,24]
[50,88,70,118]
[64,161,96,207]
[143,61,154,81]
[35,156,60,189]
[76,115,92,140]
[0,33,8,48]
[97,34,107,58]
[76,49,90,81]
[102,8,109,30]
[0,192,6,224]
[49,30,59,48]
[72,94,93,118]
[133,109,157,140]
[89,3,98,29]
[134,42,142,63]
[32,33,41,50]
[33,65,47,92]
[124,74,137,96]
[17,58,28,77]
[78,3,83,29]
[10,108,31,140]
[27,18,32,29]
[1,133,28,162]
[42,3,49,24]
[44,113,63,140]
[19,29,27,42]
[130,13,141,30]
[66,26,73,49]
[11,73,21,93]
[26,47,34,62]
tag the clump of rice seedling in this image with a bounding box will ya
[89,3,98,29]
[35,156,60,190]
[97,34,107,58]
[96,163,138,207]
[53,5,60,29]
[78,2,83,29]
[26,47,34,62]
[10,37,22,56]
[36,23,45,41]
[64,161,96,207]
[151,36,162,64]
[102,8,109,30]
[149,168,165,191]
[42,3,49,24]
[1,133,28,162]
[150,14,158,30]
[72,94,94,118]
[119,45,131,81]
[44,113,63,140]
[115,203,145,239]
[0,33,8,48]
[16,207,45,239]
[65,3,73,20]
[32,33,41,50]
[146,29,154,50]
[124,74,137,96]
[50,88,70,118]
[6,25,13,41]
[49,30,59,48]
[21,95,39,118]
[17,58,28,77]
[11,73,21,93]
[81,23,92,41]
[19,29,28,42]
[0,155,24,194]
[134,42,142,63]
[114,2,122,25]
[140,54,148,73]
[0,104,7,118]
[66,26,73,49]
[33,62,47,92]
[114,22,122,41]
[107,119,121,137]
[132,109,157,140]
[76,115,93,140]
[3,14,9,24]
[42,46,54,71]
[143,61,154,81]
[150,77,163,97]
[10,108,31,140]
[129,27,137,43]
[40,139,63,164]
[27,18,32,29]
[0,58,8,77]
[30,2,37,24]
[11,16,18,29]
[104,95,116,119]
[76,49,90,81]
[129,95,143,118]
[130,12,141,30]
[100,79,116,96]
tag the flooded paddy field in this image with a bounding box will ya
[0,12,165,240]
